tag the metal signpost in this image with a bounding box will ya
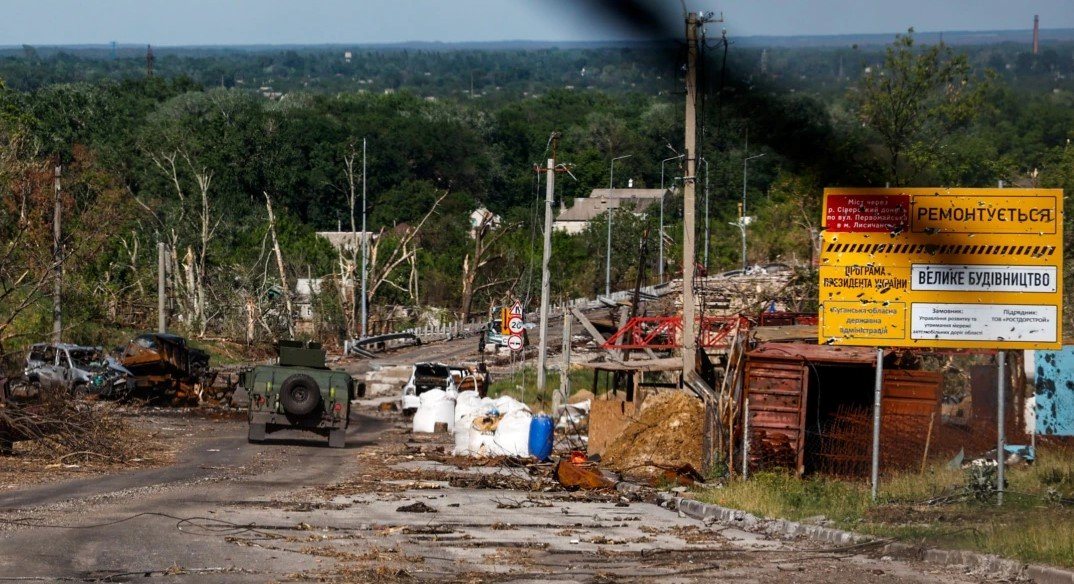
[508,301,525,353]
[818,187,1064,501]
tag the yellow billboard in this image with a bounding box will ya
[818,188,1064,350]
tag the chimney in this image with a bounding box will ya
[1033,14,1040,55]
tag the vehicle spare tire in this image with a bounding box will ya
[279,374,321,416]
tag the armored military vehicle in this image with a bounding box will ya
[245,340,354,448]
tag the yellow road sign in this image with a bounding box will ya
[819,188,1064,350]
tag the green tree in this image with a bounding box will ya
[850,29,984,185]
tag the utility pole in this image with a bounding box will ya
[606,154,632,296]
[702,157,710,271]
[52,166,62,344]
[741,152,765,271]
[360,138,369,338]
[681,12,702,378]
[557,303,572,412]
[537,134,562,398]
[158,242,167,333]
[660,152,683,285]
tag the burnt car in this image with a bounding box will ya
[400,363,458,414]
[22,343,130,398]
[116,333,212,400]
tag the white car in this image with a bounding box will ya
[400,363,458,414]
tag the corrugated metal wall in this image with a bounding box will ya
[745,358,941,477]
[744,360,809,475]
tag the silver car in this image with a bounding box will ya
[24,343,130,396]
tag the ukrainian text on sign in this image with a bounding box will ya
[818,188,1064,350]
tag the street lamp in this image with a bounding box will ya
[659,153,684,285]
[606,154,632,296]
[729,216,753,272]
[740,152,765,271]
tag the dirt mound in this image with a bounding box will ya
[601,391,704,477]
[568,389,594,404]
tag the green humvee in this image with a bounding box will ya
[245,340,353,448]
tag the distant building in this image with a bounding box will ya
[553,188,668,235]
[294,278,323,321]
[469,207,501,238]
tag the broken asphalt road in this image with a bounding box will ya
[0,405,991,583]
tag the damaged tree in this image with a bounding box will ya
[459,210,515,320]
[264,192,296,339]
[365,189,450,306]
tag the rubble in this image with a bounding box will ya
[554,459,615,490]
[601,391,704,478]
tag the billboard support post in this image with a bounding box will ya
[997,350,1006,505]
[871,347,884,502]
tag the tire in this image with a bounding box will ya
[328,428,346,449]
[279,374,321,416]
[248,423,266,443]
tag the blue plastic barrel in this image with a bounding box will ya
[528,414,554,461]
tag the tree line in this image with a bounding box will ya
[1,30,1073,364]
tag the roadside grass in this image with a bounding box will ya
[487,366,596,412]
[695,445,1074,568]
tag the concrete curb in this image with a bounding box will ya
[658,493,1074,584]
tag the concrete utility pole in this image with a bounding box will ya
[537,152,556,396]
[158,242,167,333]
[605,154,632,296]
[52,166,62,344]
[360,138,369,338]
[681,13,701,378]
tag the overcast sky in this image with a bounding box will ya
[1,0,1071,46]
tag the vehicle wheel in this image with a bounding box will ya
[71,383,88,400]
[248,423,266,443]
[279,374,321,416]
[328,428,346,448]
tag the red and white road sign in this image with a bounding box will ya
[507,334,524,352]
[507,316,525,334]
[510,301,523,316]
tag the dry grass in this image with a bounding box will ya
[695,445,1074,568]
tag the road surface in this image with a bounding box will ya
[0,400,989,583]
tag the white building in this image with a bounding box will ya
[552,188,669,235]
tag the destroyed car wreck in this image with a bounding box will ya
[114,333,215,403]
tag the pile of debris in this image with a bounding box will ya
[601,391,704,479]
[1,391,159,463]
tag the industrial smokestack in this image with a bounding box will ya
[1033,14,1040,55]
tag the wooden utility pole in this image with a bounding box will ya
[681,13,700,378]
[557,303,572,411]
[52,166,62,344]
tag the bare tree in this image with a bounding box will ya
[365,189,450,303]
[459,211,515,320]
[264,192,296,339]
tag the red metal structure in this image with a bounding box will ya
[601,315,749,350]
